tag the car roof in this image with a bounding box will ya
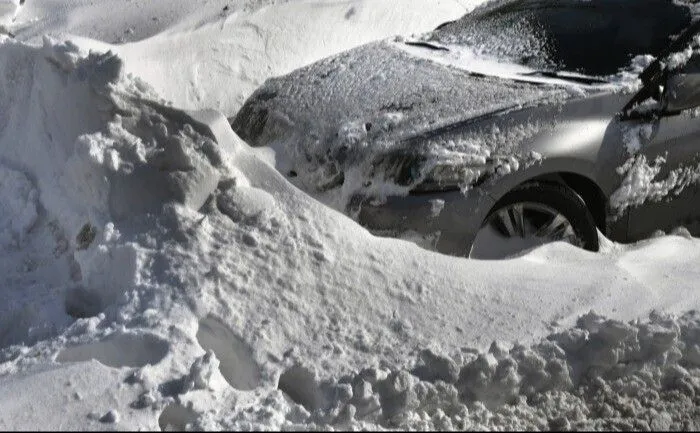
[468,0,700,17]
[436,0,700,37]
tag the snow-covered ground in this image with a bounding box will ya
[2,0,700,430]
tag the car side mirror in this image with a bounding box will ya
[663,72,700,113]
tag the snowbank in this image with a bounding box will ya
[223,310,700,430]
[0,0,21,28]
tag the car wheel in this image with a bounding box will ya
[468,181,599,260]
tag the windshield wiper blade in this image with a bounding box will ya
[403,40,450,52]
[519,70,608,84]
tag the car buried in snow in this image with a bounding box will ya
[232,0,700,259]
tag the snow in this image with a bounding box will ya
[610,153,700,215]
[0,166,38,248]
[0,0,22,28]
[2,0,700,431]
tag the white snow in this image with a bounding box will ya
[0,166,38,248]
[2,0,700,431]
[0,0,21,28]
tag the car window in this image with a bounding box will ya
[432,0,692,76]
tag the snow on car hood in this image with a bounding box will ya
[233,40,580,202]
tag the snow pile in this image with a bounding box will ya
[0,34,229,347]
[0,0,21,29]
[209,310,700,430]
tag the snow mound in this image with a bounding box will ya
[222,311,700,430]
[0,35,233,354]
[0,0,21,28]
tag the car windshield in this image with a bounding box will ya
[430,0,693,77]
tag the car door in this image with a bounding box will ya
[624,53,700,241]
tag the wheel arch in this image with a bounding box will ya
[486,165,609,236]
[534,172,608,236]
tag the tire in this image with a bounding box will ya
[469,181,599,259]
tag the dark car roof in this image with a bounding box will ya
[432,0,700,76]
[462,0,700,20]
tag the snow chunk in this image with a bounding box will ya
[249,311,700,430]
[610,154,700,213]
[666,35,700,71]
[0,165,38,248]
[99,409,120,424]
[184,351,221,392]
[622,121,654,156]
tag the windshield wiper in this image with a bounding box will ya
[518,70,608,85]
[403,40,450,52]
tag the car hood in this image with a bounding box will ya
[232,40,605,195]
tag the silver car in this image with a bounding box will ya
[232,0,700,259]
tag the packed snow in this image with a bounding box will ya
[2,0,700,431]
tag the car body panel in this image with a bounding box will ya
[357,187,495,256]
[624,110,700,240]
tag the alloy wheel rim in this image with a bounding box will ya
[469,202,582,260]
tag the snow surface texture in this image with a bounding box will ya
[0,0,22,28]
[2,0,700,431]
[224,310,700,430]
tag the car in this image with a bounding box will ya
[231,0,700,259]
